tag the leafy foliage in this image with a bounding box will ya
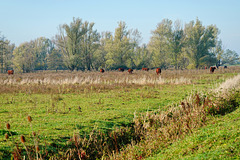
[1,17,238,73]
[184,18,219,68]
[0,35,14,73]
[222,49,239,65]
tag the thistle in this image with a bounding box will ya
[20,135,26,143]
[32,131,36,136]
[36,145,40,152]
[6,123,10,130]
[27,115,32,122]
[20,135,32,160]
[5,133,9,140]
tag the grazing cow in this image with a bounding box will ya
[142,68,149,71]
[205,66,208,70]
[224,66,227,69]
[8,70,14,75]
[118,68,124,72]
[156,68,161,75]
[209,66,216,73]
[100,68,104,73]
[128,69,133,74]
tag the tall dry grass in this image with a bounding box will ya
[215,74,240,93]
[0,66,239,86]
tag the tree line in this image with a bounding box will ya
[0,17,239,73]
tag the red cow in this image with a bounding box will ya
[100,68,104,73]
[156,68,161,75]
[209,66,216,73]
[142,68,149,71]
[128,69,133,74]
[8,70,14,75]
[205,66,208,70]
[118,68,124,72]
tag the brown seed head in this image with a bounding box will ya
[5,133,9,140]
[27,115,32,122]
[36,146,40,152]
[32,131,36,136]
[20,135,26,143]
[6,123,10,130]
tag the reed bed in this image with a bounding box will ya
[0,66,239,86]
[215,74,240,93]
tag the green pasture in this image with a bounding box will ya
[147,107,240,160]
[0,71,238,158]
[1,85,198,139]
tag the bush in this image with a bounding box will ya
[205,90,240,116]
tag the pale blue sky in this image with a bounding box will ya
[0,0,239,54]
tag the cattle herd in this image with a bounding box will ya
[6,65,228,75]
[99,66,226,74]
[106,67,161,75]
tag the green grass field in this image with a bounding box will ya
[0,67,239,159]
[147,107,240,160]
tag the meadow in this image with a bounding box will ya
[0,67,239,159]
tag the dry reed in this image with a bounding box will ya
[1,67,238,86]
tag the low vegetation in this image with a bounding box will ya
[0,67,239,159]
[147,107,240,160]
[114,87,240,159]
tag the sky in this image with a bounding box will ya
[0,0,240,54]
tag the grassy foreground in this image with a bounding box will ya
[0,67,239,159]
[148,107,240,160]
[146,74,240,160]
[0,84,193,139]
[110,75,240,160]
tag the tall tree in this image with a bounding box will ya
[13,41,36,73]
[0,35,14,73]
[105,21,135,69]
[184,18,219,68]
[132,44,152,69]
[92,31,111,70]
[169,20,185,69]
[55,17,87,71]
[46,48,64,71]
[148,19,172,69]
[127,29,142,68]
[55,17,100,71]
[4,42,15,71]
[81,22,100,70]
[0,36,8,73]
[221,49,239,65]
[34,37,54,70]
[211,40,224,66]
